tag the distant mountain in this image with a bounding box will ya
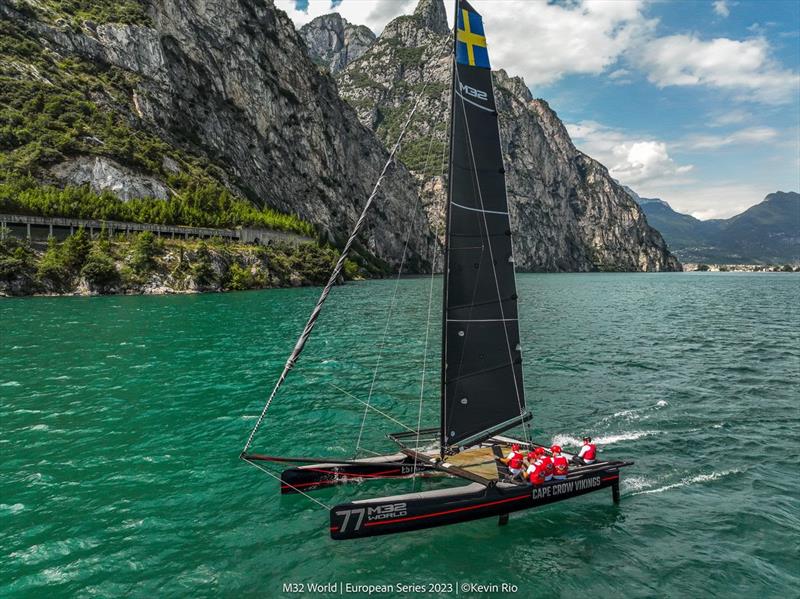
[634,191,800,264]
[299,14,376,73]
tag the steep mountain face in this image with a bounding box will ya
[298,13,375,74]
[2,0,433,270]
[636,191,800,263]
[332,0,680,271]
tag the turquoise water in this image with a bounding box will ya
[2,273,799,597]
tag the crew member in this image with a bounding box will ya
[573,436,597,465]
[539,448,554,481]
[551,445,568,480]
[502,443,524,480]
[526,451,545,485]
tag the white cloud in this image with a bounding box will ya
[635,34,799,104]
[708,109,752,126]
[462,0,653,87]
[713,1,730,18]
[680,126,779,150]
[274,0,415,33]
[655,184,772,219]
[566,121,693,188]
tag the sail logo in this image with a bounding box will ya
[458,82,488,102]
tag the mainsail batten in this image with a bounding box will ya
[441,0,527,451]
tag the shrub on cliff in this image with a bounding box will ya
[129,231,162,273]
[81,245,119,293]
[227,262,265,291]
[36,236,72,292]
[0,236,37,294]
[61,227,91,271]
[191,242,217,289]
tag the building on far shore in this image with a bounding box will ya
[682,263,800,272]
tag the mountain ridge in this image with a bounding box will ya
[298,13,375,74]
[633,191,799,264]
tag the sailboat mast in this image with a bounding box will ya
[439,0,459,459]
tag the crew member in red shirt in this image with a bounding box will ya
[538,448,554,481]
[502,443,524,480]
[525,450,545,485]
[551,445,569,480]
[573,436,597,465]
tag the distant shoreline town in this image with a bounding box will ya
[682,263,799,272]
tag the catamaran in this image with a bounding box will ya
[241,0,632,541]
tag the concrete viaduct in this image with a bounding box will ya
[0,213,311,246]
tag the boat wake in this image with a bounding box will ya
[629,469,742,496]
[550,430,658,449]
[601,400,669,423]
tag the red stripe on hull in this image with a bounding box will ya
[364,493,529,527]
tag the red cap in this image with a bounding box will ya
[511,443,520,451]
[551,445,562,454]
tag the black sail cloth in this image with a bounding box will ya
[441,1,527,451]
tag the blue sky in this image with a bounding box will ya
[278,0,799,219]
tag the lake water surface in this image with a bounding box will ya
[2,273,799,597]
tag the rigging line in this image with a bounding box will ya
[354,114,450,458]
[413,87,452,491]
[328,382,416,433]
[242,458,331,510]
[455,68,530,447]
[241,46,448,457]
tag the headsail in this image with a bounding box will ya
[441,0,528,452]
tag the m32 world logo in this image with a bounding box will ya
[458,82,488,101]
[335,502,407,532]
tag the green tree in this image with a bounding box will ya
[0,237,37,293]
[81,245,119,293]
[36,236,71,291]
[61,227,91,271]
[129,231,161,273]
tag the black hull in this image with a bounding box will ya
[330,466,624,540]
[280,454,437,494]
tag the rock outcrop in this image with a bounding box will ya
[298,13,375,73]
[4,0,434,270]
[332,0,681,271]
[50,156,170,200]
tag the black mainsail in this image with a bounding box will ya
[441,0,528,452]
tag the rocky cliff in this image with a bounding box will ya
[298,13,375,74]
[333,0,681,271]
[1,0,434,271]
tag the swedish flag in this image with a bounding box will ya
[456,3,490,69]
